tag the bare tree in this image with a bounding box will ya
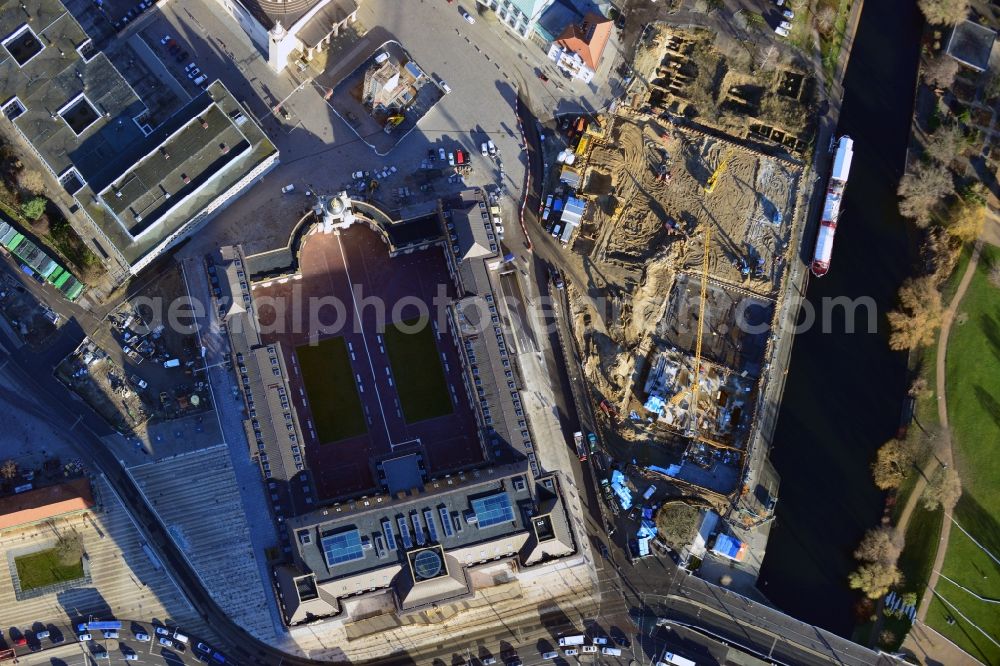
[887,276,943,350]
[897,165,954,227]
[756,44,780,72]
[854,527,904,563]
[0,459,16,480]
[922,467,962,511]
[918,0,970,25]
[909,376,930,400]
[921,226,962,284]
[655,503,702,550]
[924,123,969,166]
[872,439,916,489]
[16,169,46,196]
[54,530,84,566]
[816,7,836,35]
[923,55,961,90]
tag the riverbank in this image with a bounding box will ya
[757,0,924,635]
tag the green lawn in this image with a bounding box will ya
[383,318,453,423]
[296,336,367,443]
[927,244,1000,663]
[15,549,84,591]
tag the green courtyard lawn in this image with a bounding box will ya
[296,336,367,444]
[383,318,453,423]
[15,549,84,591]
[927,244,1000,663]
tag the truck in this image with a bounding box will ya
[163,358,180,368]
[558,635,585,647]
[573,432,587,461]
[587,432,598,453]
[659,652,697,666]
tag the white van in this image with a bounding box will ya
[601,647,622,656]
[541,652,558,660]
[171,630,189,645]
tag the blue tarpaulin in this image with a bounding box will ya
[712,533,747,561]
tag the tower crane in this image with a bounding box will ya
[687,225,711,438]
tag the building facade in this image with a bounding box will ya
[210,0,360,72]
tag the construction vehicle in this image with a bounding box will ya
[704,148,733,194]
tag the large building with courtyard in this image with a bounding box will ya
[0,0,278,278]
[216,189,571,623]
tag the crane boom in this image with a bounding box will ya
[689,226,711,437]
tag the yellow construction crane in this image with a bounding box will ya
[688,225,711,438]
[704,149,733,194]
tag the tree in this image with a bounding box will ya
[756,44,780,72]
[918,0,970,25]
[921,226,961,284]
[0,459,16,480]
[945,197,985,242]
[872,439,916,489]
[21,196,47,221]
[922,467,962,511]
[816,7,836,35]
[923,55,960,90]
[655,503,702,550]
[909,376,930,400]
[990,260,1000,289]
[16,169,46,195]
[924,123,968,166]
[849,561,903,599]
[54,530,84,566]
[887,276,943,350]
[854,526,904,563]
[897,165,954,227]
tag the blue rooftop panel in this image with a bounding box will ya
[472,492,515,528]
[321,529,364,566]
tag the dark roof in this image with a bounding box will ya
[946,19,997,72]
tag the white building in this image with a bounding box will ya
[211,0,359,72]
[546,12,612,83]
[475,0,554,41]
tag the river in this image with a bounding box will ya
[757,0,924,636]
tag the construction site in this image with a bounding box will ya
[563,26,812,512]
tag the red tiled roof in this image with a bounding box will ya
[0,478,94,531]
[555,13,613,71]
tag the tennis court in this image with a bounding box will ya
[384,317,453,423]
[296,336,368,443]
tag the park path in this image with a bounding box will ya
[897,240,983,665]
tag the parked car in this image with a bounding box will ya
[196,642,212,653]
[184,62,198,72]
[448,152,455,166]
[135,632,149,642]
[487,140,496,156]
[778,20,792,29]
[155,627,171,637]
[159,637,173,648]
[481,142,489,156]
[35,630,50,640]
[351,170,367,179]
[782,8,794,18]
[124,652,139,661]
[78,633,92,642]
[461,8,475,23]
[160,35,172,45]
[774,25,790,36]
[542,652,558,660]
[102,630,119,639]
[281,184,295,194]
[440,80,452,94]
[187,67,201,79]
[438,148,446,161]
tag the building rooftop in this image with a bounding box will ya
[296,0,360,47]
[554,12,613,71]
[79,82,276,270]
[0,1,147,180]
[277,467,575,624]
[0,478,94,531]
[946,19,997,72]
[444,189,536,473]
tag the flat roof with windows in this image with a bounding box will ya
[274,467,577,625]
